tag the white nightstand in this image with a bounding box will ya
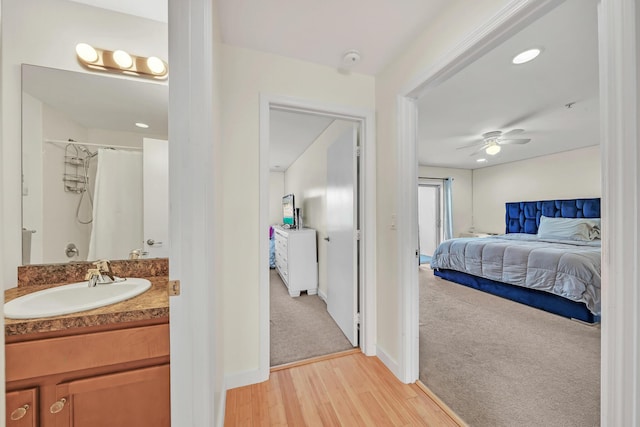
[459,232,495,238]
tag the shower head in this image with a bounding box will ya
[78,145,97,158]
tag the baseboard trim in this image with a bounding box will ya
[216,389,227,427]
[270,348,360,372]
[376,345,403,382]
[224,368,267,390]
[318,288,327,302]
[415,380,469,427]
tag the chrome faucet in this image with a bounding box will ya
[85,260,117,287]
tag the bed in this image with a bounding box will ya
[430,198,601,323]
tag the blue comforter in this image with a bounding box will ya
[431,233,601,315]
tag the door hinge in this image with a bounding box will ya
[168,280,181,296]
[354,312,361,325]
[356,229,361,240]
[355,146,361,157]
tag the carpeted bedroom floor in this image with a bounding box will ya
[270,269,354,366]
[419,265,601,427]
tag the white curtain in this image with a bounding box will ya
[443,177,454,240]
[88,149,143,260]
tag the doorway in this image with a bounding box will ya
[259,95,376,378]
[417,182,442,264]
[401,0,606,425]
[268,114,359,366]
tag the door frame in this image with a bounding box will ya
[397,0,640,424]
[259,94,376,380]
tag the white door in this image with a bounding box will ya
[143,138,169,258]
[326,125,358,347]
[418,185,440,259]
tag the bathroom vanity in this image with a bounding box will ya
[4,259,170,427]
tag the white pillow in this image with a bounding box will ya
[537,216,601,241]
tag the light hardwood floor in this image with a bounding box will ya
[225,351,462,426]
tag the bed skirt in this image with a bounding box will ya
[433,269,600,324]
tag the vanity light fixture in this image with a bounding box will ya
[512,48,541,65]
[135,122,150,129]
[75,43,168,80]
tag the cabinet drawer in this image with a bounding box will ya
[6,324,169,382]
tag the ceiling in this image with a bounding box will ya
[417,0,600,169]
[270,111,334,171]
[218,0,454,75]
[61,0,600,172]
[22,65,168,137]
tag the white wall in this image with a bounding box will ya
[375,0,513,367]
[284,119,353,298]
[472,146,601,233]
[268,172,285,225]
[1,0,167,286]
[221,44,375,380]
[419,165,473,238]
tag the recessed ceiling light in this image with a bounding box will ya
[135,122,149,129]
[477,158,487,162]
[512,48,541,65]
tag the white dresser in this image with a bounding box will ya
[273,226,318,297]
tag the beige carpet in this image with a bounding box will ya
[419,266,600,427]
[270,269,353,366]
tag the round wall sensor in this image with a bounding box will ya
[343,50,361,65]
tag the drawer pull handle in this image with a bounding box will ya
[50,398,67,414]
[10,404,29,421]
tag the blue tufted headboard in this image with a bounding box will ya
[505,198,601,234]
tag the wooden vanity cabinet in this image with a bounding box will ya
[5,321,170,427]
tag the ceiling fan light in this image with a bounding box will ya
[486,144,501,155]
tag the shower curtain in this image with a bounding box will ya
[88,148,143,260]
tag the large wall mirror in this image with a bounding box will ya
[21,64,169,265]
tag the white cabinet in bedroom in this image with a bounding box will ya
[273,226,318,297]
[459,232,496,238]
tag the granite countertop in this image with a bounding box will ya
[4,276,170,338]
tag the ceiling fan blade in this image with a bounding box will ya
[502,128,525,137]
[456,139,484,149]
[500,138,531,145]
[469,143,490,156]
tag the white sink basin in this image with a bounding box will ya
[4,278,152,319]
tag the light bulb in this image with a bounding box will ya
[113,50,133,69]
[76,43,98,63]
[146,56,167,75]
[486,144,501,156]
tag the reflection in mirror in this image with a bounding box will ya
[21,64,168,265]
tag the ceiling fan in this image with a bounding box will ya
[458,129,531,156]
